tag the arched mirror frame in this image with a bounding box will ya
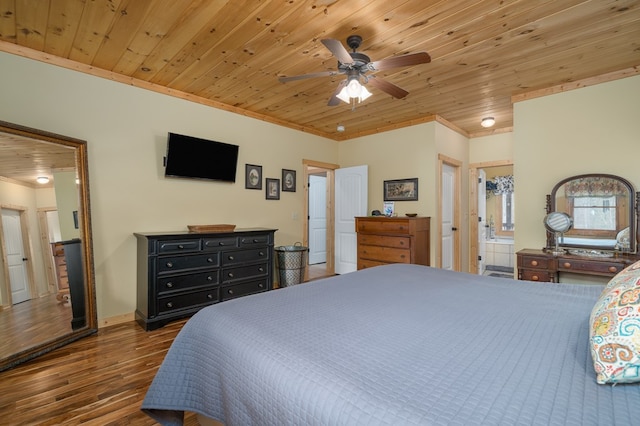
[546,173,640,254]
[0,120,97,371]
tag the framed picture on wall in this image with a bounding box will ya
[384,178,418,201]
[245,164,262,189]
[282,169,296,192]
[266,178,280,200]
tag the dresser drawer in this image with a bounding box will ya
[157,253,219,273]
[357,219,411,235]
[203,236,238,250]
[221,263,269,283]
[518,255,553,270]
[239,234,271,246]
[520,269,554,282]
[358,245,410,263]
[221,248,270,266]
[558,259,624,276]
[221,278,269,300]
[157,287,219,314]
[358,234,410,249]
[158,239,201,254]
[358,258,389,269]
[157,270,219,294]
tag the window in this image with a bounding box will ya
[500,192,515,232]
[571,196,616,231]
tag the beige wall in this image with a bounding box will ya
[339,122,470,267]
[0,52,338,319]
[514,74,640,282]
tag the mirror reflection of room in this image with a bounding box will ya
[0,133,85,363]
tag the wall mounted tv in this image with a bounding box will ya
[164,132,239,182]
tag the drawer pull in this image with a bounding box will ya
[531,275,539,281]
[259,283,264,288]
[609,266,618,273]
[228,273,234,278]
[530,260,538,267]
[253,239,259,243]
[227,289,234,295]
[207,275,213,281]
[563,262,571,269]
[166,282,173,288]
[259,267,264,272]
[207,257,214,263]
[259,251,265,256]
[166,302,173,308]
[166,262,174,268]
[178,245,184,249]
[228,255,235,261]
[219,242,226,246]
[207,293,214,299]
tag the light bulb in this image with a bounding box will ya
[346,79,362,98]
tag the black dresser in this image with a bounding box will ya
[134,228,276,331]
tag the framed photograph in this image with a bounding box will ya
[266,178,280,200]
[282,169,296,192]
[384,178,419,201]
[245,164,262,189]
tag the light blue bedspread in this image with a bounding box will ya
[142,264,640,425]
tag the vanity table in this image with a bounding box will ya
[517,173,640,283]
[517,249,640,282]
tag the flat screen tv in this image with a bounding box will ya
[164,133,239,182]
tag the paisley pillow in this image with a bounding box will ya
[590,259,640,384]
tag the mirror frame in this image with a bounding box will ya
[546,173,640,254]
[0,120,97,372]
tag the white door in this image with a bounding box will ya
[441,164,455,270]
[308,174,327,265]
[335,165,368,274]
[2,209,31,304]
[478,170,487,274]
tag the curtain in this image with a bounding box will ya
[488,175,514,195]
[564,177,627,197]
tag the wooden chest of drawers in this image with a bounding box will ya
[355,216,430,270]
[517,248,640,283]
[135,228,276,330]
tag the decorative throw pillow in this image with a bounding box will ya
[590,259,640,384]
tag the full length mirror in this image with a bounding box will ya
[547,174,639,254]
[0,120,96,371]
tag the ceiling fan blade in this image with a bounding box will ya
[321,39,354,65]
[369,52,431,72]
[279,70,338,83]
[328,80,347,106]
[367,76,409,99]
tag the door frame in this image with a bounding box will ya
[302,159,339,279]
[37,207,59,294]
[438,154,462,270]
[468,160,513,273]
[0,204,38,307]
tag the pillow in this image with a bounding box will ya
[590,259,640,384]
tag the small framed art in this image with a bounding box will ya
[266,178,280,200]
[282,169,296,192]
[245,164,262,189]
[383,178,418,201]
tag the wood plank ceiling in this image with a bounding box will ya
[0,0,639,141]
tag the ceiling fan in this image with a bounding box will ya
[278,35,431,106]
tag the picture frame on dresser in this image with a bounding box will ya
[245,164,262,190]
[266,178,280,200]
[384,178,418,201]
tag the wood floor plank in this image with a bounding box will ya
[0,318,200,425]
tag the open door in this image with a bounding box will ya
[334,165,368,274]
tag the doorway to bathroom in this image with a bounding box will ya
[469,161,514,277]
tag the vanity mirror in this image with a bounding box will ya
[546,174,639,254]
[0,120,96,371]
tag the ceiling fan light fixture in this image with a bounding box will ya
[337,77,372,104]
[36,176,50,184]
[481,117,496,128]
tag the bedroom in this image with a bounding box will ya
[0,1,639,423]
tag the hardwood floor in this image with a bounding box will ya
[0,318,199,425]
[0,294,73,360]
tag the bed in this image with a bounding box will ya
[142,263,640,425]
